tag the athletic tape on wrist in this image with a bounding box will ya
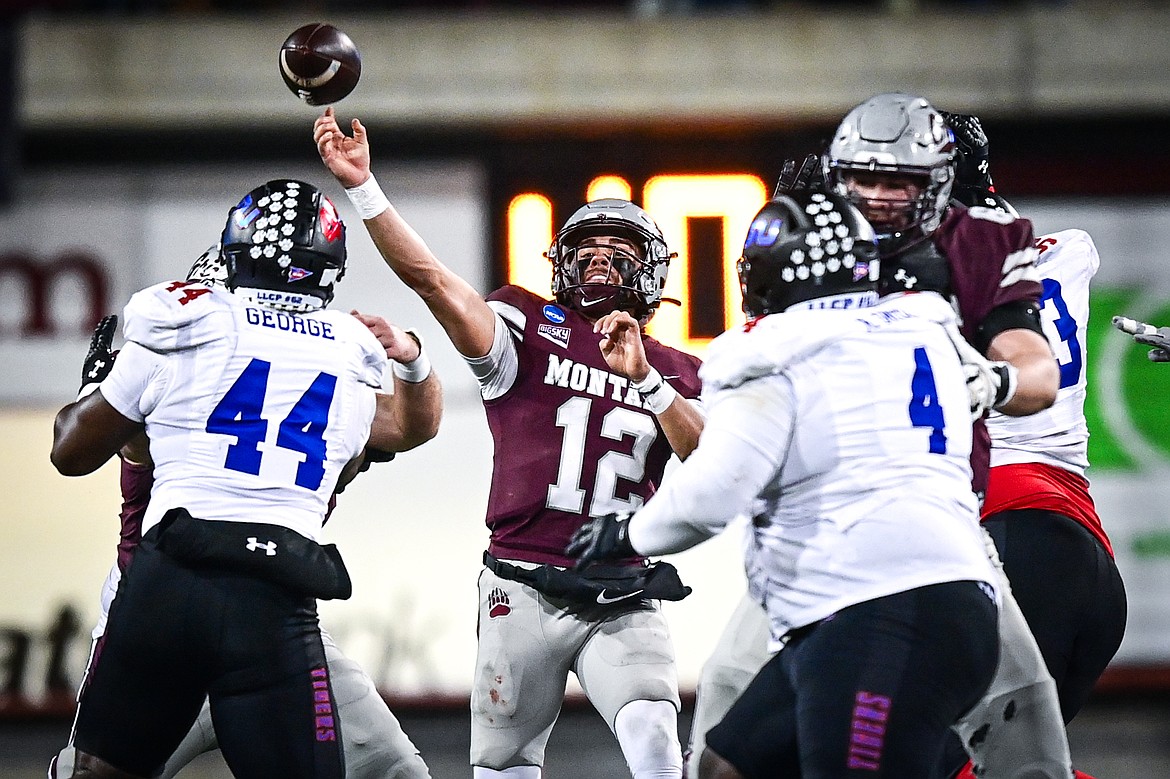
[392,329,432,383]
[632,367,678,414]
[992,362,1019,409]
[344,175,391,221]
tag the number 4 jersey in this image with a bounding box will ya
[634,292,994,636]
[474,285,703,568]
[99,280,386,542]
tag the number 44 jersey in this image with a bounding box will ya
[478,285,703,568]
[99,280,387,542]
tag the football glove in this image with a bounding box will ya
[945,323,1018,418]
[940,111,994,191]
[79,315,119,396]
[1113,315,1170,362]
[773,153,824,198]
[566,511,636,570]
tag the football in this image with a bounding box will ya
[278,23,361,106]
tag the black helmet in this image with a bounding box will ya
[221,179,346,312]
[737,190,880,319]
[547,198,671,325]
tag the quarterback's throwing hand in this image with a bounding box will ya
[314,106,371,190]
[566,512,636,570]
[80,315,119,394]
[1113,315,1170,362]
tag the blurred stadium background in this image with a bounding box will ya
[2,1,1170,776]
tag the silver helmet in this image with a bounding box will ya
[825,92,956,254]
[186,244,229,287]
[547,198,671,325]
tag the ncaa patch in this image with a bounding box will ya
[542,304,566,324]
[538,323,570,349]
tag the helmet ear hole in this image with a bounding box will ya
[221,179,347,312]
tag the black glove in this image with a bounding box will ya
[773,153,824,198]
[79,315,119,394]
[940,111,994,191]
[345,446,397,486]
[566,511,636,570]
[1113,315,1170,362]
[364,447,397,464]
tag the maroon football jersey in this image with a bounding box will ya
[114,461,340,571]
[932,204,1043,494]
[116,459,152,572]
[482,286,703,567]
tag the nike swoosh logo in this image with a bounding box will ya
[581,297,610,306]
[661,375,679,380]
[596,589,644,605]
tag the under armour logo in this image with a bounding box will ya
[246,537,278,556]
[894,268,918,289]
[87,359,106,379]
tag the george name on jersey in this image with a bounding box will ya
[543,354,651,409]
[245,306,336,340]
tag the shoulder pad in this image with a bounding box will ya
[700,310,860,393]
[487,284,542,308]
[121,281,233,353]
[1034,229,1100,274]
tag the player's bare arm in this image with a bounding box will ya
[594,310,704,459]
[987,328,1059,415]
[315,107,496,359]
[120,432,151,467]
[351,309,443,452]
[52,391,144,476]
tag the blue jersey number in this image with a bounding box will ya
[908,347,947,454]
[1040,278,1082,389]
[207,358,337,490]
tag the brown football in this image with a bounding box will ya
[279,23,361,106]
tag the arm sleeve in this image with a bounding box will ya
[98,341,167,423]
[628,374,795,555]
[465,306,520,401]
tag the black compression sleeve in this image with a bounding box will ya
[974,299,1044,355]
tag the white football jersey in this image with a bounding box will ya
[987,229,1098,476]
[631,293,996,644]
[100,281,386,541]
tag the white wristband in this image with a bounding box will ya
[632,366,679,415]
[392,329,433,384]
[345,175,391,221]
